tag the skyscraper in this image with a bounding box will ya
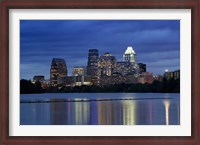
[50,58,67,86]
[87,49,99,76]
[114,46,139,76]
[138,63,146,74]
[123,46,136,62]
[98,52,117,76]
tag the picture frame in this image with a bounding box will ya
[0,0,199,145]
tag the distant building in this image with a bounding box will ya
[72,66,87,76]
[164,70,174,80]
[33,75,45,82]
[98,52,117,76]
[173,70,180,80]
[73,76,92,86]
[138,72,153,84]
[138,63,146,74]
[153,75,163,82]
[87,49,99,76]
[123,46,136,62]
[50,58,68,86]
[164,69,180,80]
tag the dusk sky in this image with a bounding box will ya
[20,20,180,80]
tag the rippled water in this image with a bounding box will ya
[20,93,180,125]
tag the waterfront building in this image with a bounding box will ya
[153,75,163,82]
[138,63,146,74]
[33,75,45,82]
[164,70,174,80]
[87,49,99,76]
[72,66,87,76]
[123,46,136,62]
[138,72,153,84]
[50,58,68,86]
[73,76,92,86]
[173,70,180,80]
[40,79,50,89]
[98,52,117,76]
[164,69,180,80]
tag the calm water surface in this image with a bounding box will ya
[20,93,180,125]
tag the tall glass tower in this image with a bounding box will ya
[50,58,68,86]
[123,46,136,62]
[87,49,99,76]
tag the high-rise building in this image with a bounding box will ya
[138,63,146,74]
[113,46,139,76]
[87,49,99,76]
[50,58,68,86]
[123,46,136,62]
[98,52,117,76]
[72,66,87,76]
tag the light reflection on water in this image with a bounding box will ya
[20,93,180,125]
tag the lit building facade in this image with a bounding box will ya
[50,58,68,86]
[138,72,153,84]
[113,46,139,77]
[164,69,180,80]
[114,62,139,76]
[72,66,87,76]
[73,76,92,86]
[33,75,45,82]
[173,70,180,80]
[87,49,99,76]
[98,52,117,76]
[123,46,136,62]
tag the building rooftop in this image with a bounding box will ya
[124,46,135,54]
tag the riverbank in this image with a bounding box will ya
[20,79,180,94]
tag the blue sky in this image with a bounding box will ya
[20,20,180,80]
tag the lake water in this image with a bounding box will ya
[20,93,180,125]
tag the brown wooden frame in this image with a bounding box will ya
[0,0,199,145]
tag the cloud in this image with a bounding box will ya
[20,20,180,79]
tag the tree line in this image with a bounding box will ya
[20,78,180,94]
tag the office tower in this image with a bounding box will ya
[50,58,67,86]
[123,46,136,62]
[98,52,117,76]
[87,49,99,76]
[138,63,147,74]
[72,66,87,76]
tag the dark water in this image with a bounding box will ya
[20,93,180,125]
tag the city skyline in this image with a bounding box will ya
[20,20,180,79]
